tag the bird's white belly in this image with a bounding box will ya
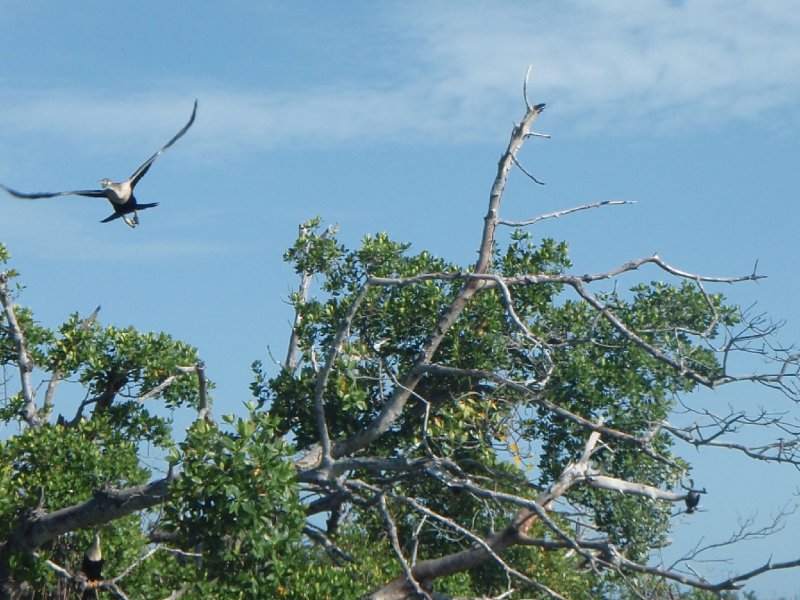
[106,181,133,205]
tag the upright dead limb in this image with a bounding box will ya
[284,222,339,374]
[332,101,548,459]
[0,271,40,428]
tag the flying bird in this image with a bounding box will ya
[1,100,197,228]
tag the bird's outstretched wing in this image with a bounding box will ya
[128,99,197,188]
[0,183,107,200]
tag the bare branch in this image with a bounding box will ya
[302,525,355,565]
[195,360,213,424]
[314,283,371,462]
[480,103,546,274]
[0,476,174,569]
[665,419,800,467]
[501,254,763,287]
[108,545,162,584]
[0,271,40,427]
[379,494,432,600]
[723,555,800,589]
[136,365,199,403]
[285,223,339,374]
[499,199,636,227]
[510,154,545,185]
[333,102,547,459]
[38,554,72,579]
[522,64,533,111]
[583,473,686,503]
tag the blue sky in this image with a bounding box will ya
[0,1,798,596]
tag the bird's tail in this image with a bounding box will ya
[100,212,124,223]
[81,587,99,600]
[136,202,159,210]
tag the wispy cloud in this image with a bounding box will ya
[399,0,800,133]
[0,1,796,154]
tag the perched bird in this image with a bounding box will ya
[1,100,197,228]
[81,532,104,598]
[684,490,701,514]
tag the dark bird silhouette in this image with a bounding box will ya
[81,533,104,598]
[684,490,700,514]
[1,100,197,228]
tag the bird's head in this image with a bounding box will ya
[98,178,113,189]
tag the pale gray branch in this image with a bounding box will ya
[334,102,547,461]
[285,223,339,374]
[314,283,371,461]
[0,271,40,427]
[136,365,199,403]
[499,200,635,227]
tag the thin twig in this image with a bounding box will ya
[510,154,545,185]
[499,200,635,227]
[378,494,432,600]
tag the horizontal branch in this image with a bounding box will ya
[420,363,674,465]
[137,365,200,403]
[0,476,173,559]
[503,254,763,286]
[499,200,636,227]
[584,473,686,503]
[664,422,800,467]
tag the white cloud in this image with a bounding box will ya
[401,0,800,133]
[0,0,797,155]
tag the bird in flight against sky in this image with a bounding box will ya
[1,100,197,228]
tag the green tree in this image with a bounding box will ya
[1,89,799,599]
